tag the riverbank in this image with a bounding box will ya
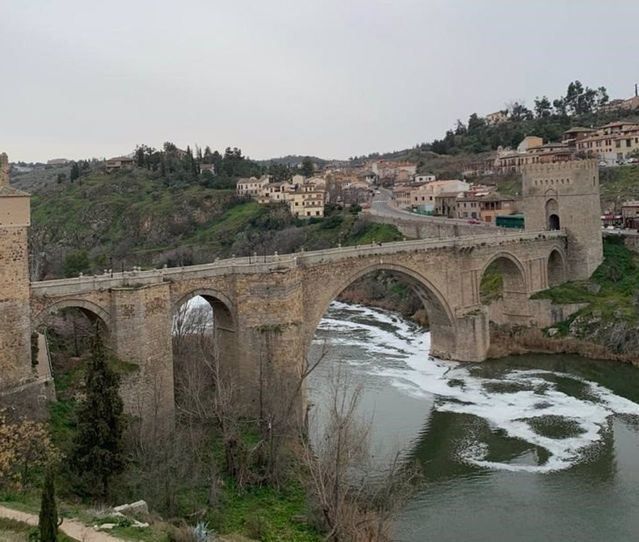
[487,325,639,366]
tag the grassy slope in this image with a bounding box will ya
[30,169,401,277]
[532,237,639,326]
[599,164,639,211]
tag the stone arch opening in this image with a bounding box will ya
[548,249,566,287]
[546,198,560,230]
[32,300,111,395]
[171,290,237,415]
[479,253,529,325]
[309,264,457,366]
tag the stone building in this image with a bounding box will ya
[522,159,602,279]
[236,175,270,197]
[0,153,53,414]
[105,155,135,172]
[621,201,639,229]
[495,138,573,174]
[456,193,517,223]
[393,179,469,212]
[574,121,639,165]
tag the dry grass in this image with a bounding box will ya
[488,326,639,366]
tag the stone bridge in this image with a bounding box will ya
[28,231,568,424]
[1,158,604,426]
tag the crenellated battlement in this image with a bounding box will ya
[521,159,597,175]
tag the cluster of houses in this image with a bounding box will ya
[465,121,639,177]
[236,174,327,218]
[236,165,380,219]
[391,176,517,224]
[369,160,416,184]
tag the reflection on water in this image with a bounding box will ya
[309,302,639,542]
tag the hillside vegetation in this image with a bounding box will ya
[29,167,400,279]
[532,237,639,356]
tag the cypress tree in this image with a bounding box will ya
[71,332,126,500]
[39,468,59,542]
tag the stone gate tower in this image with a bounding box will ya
[522,159,602,279]
[0,152,37,402]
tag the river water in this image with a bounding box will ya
[308,301,639,542]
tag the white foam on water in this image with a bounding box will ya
[314,301,639,473]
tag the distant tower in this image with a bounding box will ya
[522,160,603,279]
[0,152,9,186]
[0,152,34,392]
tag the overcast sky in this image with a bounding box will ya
[2,0,638,163]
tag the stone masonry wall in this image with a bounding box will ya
[0,226,33,389]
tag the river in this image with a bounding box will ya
[308,301,639,542]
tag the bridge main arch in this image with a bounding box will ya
[306,262,463,363]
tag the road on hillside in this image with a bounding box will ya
[368,187,488,226]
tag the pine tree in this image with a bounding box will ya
[69,162,80,182]
[71,332,126,500]
[301,156,314,177]
[39,468,60,542]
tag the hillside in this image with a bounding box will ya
[28,168,400,279]
[11,163,72,192]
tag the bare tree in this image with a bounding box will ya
[301,364,419,541]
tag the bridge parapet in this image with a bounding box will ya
[31,230,566,295]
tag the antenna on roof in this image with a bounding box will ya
[635,83,638,97]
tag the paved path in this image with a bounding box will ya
[0,504,125,542]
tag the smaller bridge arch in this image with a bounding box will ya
[479,251,530,324]
[547,248,567,287]
[32,298,112,332]
[172,288,236,330]
[171,288,239,387]
[479,251,529,294]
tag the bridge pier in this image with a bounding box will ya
[236,323,307,421]
[110,284,175,435]
[430,308,490,362]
